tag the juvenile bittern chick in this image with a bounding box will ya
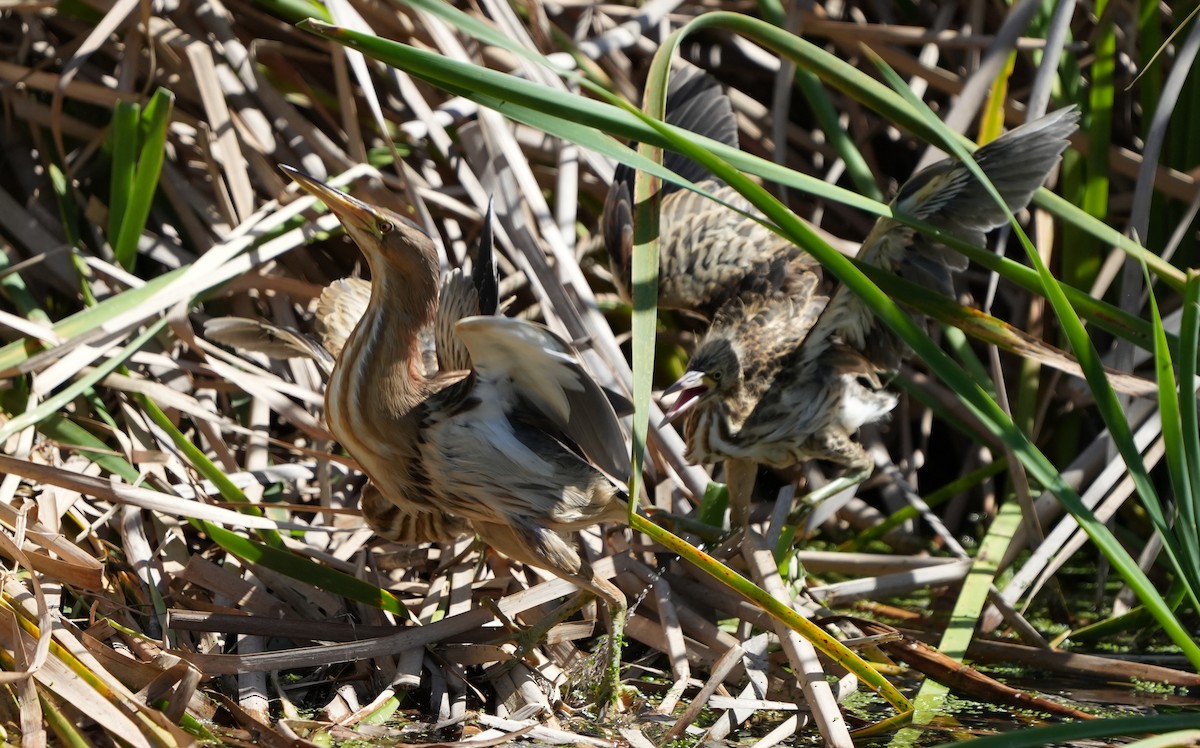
[604,69,819,320]
[279,166,631,703]
[663,108,1079,517]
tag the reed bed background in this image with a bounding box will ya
[1,0,1199,745]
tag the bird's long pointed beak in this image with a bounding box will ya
[280,164,378,233]
[660,370,708,426]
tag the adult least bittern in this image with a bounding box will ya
[206,201,500,545]
[278,166,631,703]
[661,107,1079,521]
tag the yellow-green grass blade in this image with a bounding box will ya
[108,99,139,246]
[1068,581,1188,642]
[931,223,1159,351]
[625,74,666,522]
[696,481,731,534]
[866,268,1155,398]
[134,393,284,549]
[112,88,173,271]
[42,693,92,748]
[199,522,409,618]
[250,0,328,24]
[628,514,911,713]
[0,264,187,376]
[977,51,1017,143]
[939,714,1200,748]
[0,250,50,323]
[47,163,95,306]
[1179,272,1200,552]
[1,595,186,746]
[904,498,1023,728]
[0,207,312,378]
[1146,268,1200,591]
[0,318,168,443]
[1064,0,1114,291]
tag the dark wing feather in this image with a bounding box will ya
[473,198,499,317]
[807,107,1079,370]
[435,202,500,372]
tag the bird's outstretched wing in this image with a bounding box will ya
[204,317,335,375]
[810,107,1080,370]
[454,316,629,482]
[316,277,372,360]
[900,108,1081,244]
[436,199,498,372]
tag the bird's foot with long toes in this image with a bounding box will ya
[483,593,594,675]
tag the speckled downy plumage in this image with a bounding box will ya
[604,69,820,320]
[659,98,1079,476]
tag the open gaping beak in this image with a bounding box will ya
[660,370,709,426]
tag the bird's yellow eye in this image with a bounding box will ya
[710,370,722,382]
[378,220,395,235]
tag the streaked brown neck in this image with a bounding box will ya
[327,260,439,440]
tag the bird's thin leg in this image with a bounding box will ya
[476,521,630,710]
[723,457,759,529]
[575,563,629,713]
